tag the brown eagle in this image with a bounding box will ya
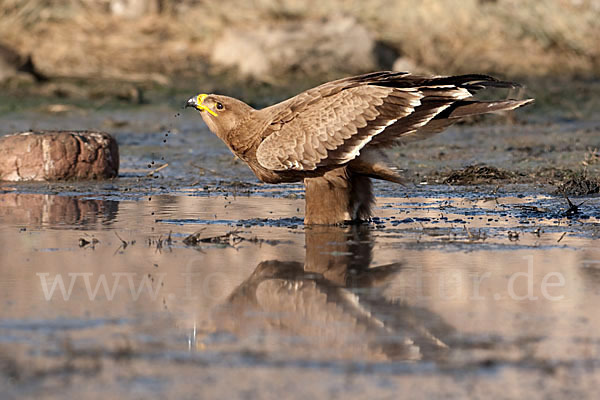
[186,71,533,224]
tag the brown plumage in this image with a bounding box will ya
[186,71,533,224]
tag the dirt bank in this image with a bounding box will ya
[1,0,599,89]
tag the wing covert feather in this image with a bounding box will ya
[256,86,421,171]
[254,71,519,171]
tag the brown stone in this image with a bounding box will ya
[0,130,119,181]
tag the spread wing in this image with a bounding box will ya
[255,72,520,172]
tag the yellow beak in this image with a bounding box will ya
[185,94,218,116]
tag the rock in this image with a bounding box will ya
[211,17,377,81]
[0,131,119,181]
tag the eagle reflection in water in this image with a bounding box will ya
[199,225,453,362]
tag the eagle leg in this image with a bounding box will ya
[304,167,374,225]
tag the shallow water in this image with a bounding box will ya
[1,106,600,398]
[1,187,599,398]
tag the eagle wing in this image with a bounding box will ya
[255,72,521,171]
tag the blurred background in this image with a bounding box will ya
[1,0,599,112]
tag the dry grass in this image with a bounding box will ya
[1,0,599,83]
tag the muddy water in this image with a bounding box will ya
[1,106,600,398]
[0,188,599,398]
